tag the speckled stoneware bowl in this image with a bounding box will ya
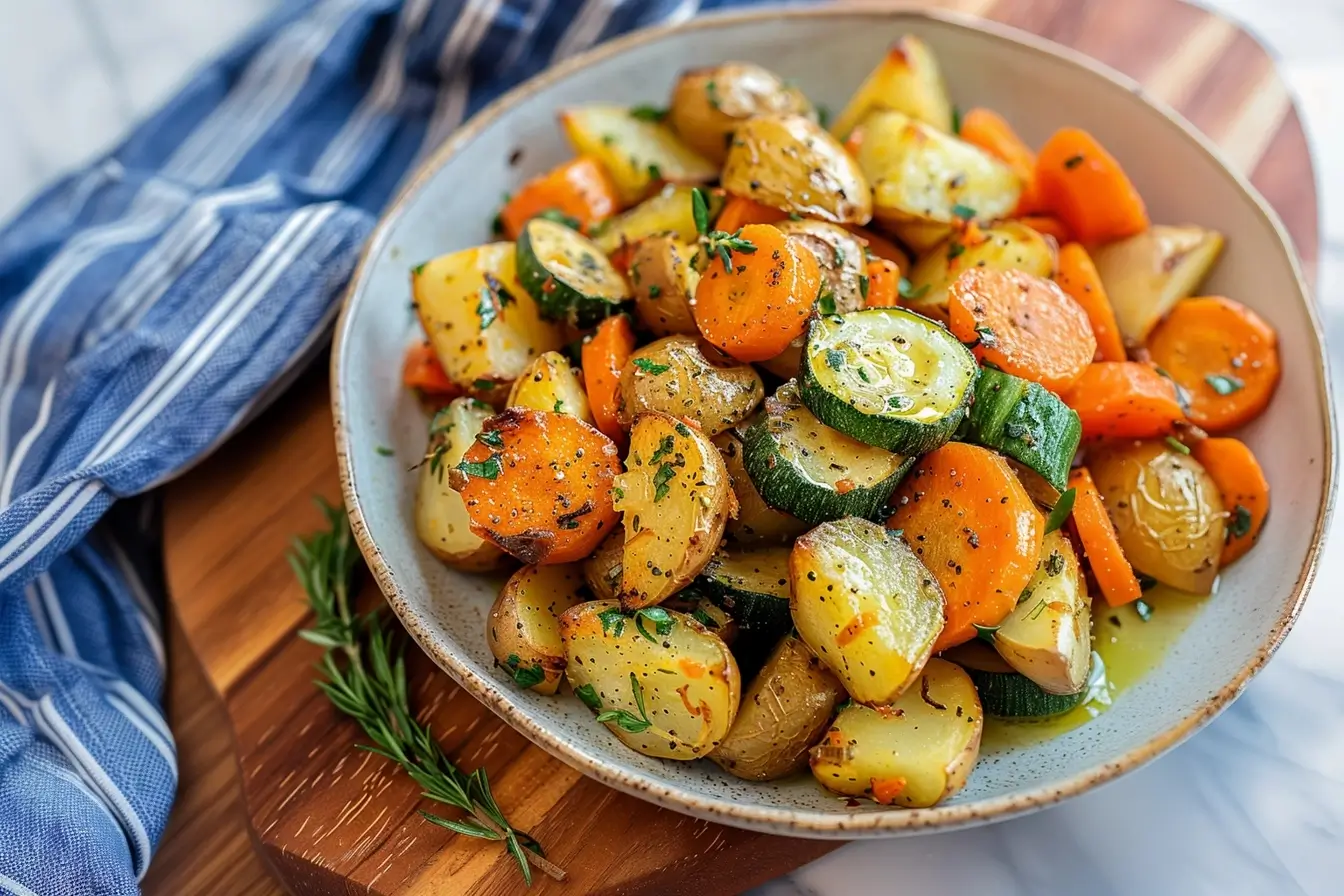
[332,7,1334,836]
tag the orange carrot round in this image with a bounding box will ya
[401,341,461,396]
[1036,128,1149,245]
[450,408,620,565]
[1068,467,1142,606]
[959,108,1042,214]
[887,443,1044,654]
[693,223,822,362]
[581,314,636,445]
[1146,297,1280,432]
[864,258,902,309]
[500,156,621,240]
[1016,215,1073,245]
[1063,362,1185,439]
[715,195,787,233]
[1192,437,1270,566]
[947,267,1096,394]
[1054,242,1126,362]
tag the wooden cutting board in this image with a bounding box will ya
[152,1,1319,893]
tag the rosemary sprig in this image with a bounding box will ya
[691,187,757,273]
[290,498,564,885]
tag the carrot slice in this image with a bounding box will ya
[1016,215,1072,244]
[1146,297,1280,432]
[581,314,636,445]
[499,156,621,240]
[959,108,1042,214]
[715,195,787,233]
[1054,243,1126,363]
[401,341,461,396]
[693,223,822,362]
[864,258,902,308]
[1035,128,1149,245]
[1192,437,1270,566]
[1063,362,1185,439]
[947,268,1096,394]
[450,408,620,565]
[887,443,1044,653]
[846,225,909,269]
[1068,467,1142,607]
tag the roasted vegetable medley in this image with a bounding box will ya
[401,38,1278,809]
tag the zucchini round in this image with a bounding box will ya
[516,217,630,327]
[958,366,1082,491]
[742,382,912,525]
[799,308,976,455]
[696,545,793,638]
[949,641,1088,719]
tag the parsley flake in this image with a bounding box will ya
[1205,373,1244,395]
[456,457,502,480]
[633,357,671,375]
[629,104,667,122]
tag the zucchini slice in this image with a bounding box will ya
[949,641,1089,719]
[799,308,977,455]
[958,366,1082,491]
[516,217,630,327]
[696,544,793,643]
[742,382,912,525]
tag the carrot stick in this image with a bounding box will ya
[581,314,636,445]
[959,108,1042,215]
[1146,296,1280,432]
[1016,215,1072,244]
[500,156,622,240]
[1054,243,1126,362]
[401,341,462,396]
[1068,467,1142,607]
[693,223,822,362]
[1062,362,1185,439]
[947,268,1096,394]
[1035,128,1149,245]
[887,443,1044,653]
[450,408,621,565]
[1192,437,1270,566]
[715,195,787,233]
[864,259,902,308]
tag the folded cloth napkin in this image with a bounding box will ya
[0,0,765,892]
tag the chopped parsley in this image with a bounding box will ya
[859,274,870,300]
[652,463,676,502]
[629,104,667,122]
[825,348,845,371]
[1134,598,1154,622]
[475,430,504,449]
[1204,373,1244,395]
[375,445,394,457]
[456,456,502,480]
[648,284,662,298]
[633,357,671,375]
[1045,550,1065,577]
[972,623,999,643]
[951,105,962,135]
[951,203,977,221]
[633,607,674,642]
[974,325,998,348]
[504,654,545,689]
[1164,436,1191,455]
[816,291,838,316]
[898,277,929,301]
[1227,504,1253,540]
[649,434,675,465]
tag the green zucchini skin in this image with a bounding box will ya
[798,309,977,456]
[516,217,629,327]
[958,367,1082,491]
[965,666,1087,719]
[695,546,793,639]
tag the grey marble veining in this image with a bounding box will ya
[0,1,1341,894]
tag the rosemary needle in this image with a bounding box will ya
[290,498,564,884]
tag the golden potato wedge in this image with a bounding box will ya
[413,244,564,403]
[722,114,872,225]
[830,35,954,138]
[713,431,809,546]
[560,600,741,759]
[711,635,845,781]
[414,398,508,571]
[487,564,587,694]
[613,412,736,609]
[629,236,700,337]
[618,336,764,436]
[507,350,594,422]
[1090,224,1224,344]
[560,104,717,204]
[993,531,1092,695]
[854,110,1019,251]
[776,219,870,312]
[582,529,625,602]
[593,185,717,256]
[904,222,1058,322]
[810,659,983,808]
[668,62,814,164]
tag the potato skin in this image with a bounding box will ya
[1090,224,1224,344]
[776,220,869,313]
[582,529,625,602]
[487,564,587,695]
[617,336,764,436]
[830,35,954,138]
[710,636,845,780]
[722,114,872,225]
[668,63,813,164]
[629,236,700,338]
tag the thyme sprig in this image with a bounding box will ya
[291,499,564,885]
[691,187,757,273]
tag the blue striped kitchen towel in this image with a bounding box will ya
[0,1,768,892]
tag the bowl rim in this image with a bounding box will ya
[331,4,1336,835]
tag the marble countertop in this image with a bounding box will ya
[2,1,1342,894]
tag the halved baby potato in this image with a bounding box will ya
[560,105,717,204]
[507,350,594,423]
[618,336,764,436]
[904,222,1058,322]
[613,411,737,609]
[668,62,814,164]
[413,243,565,403]
[722,114,872,225]
[993,530,1092,695]
[560,600,741,759]
[414,398,508,571]
[776,219,870,313]
[629,235,701,337]
[830,35,954,138]
[854,110,1020,252]
[1090,224,1225,344]
[810,658,983,808]
[487,564,587,694]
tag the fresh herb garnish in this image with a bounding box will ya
[477,284,500,329]
[646,163,662,181]
[633,607,674,642]
[594,673,655,733]
[456,457,502,480]
[1227,504,1253,540]
[705,80,721,110]
[1134,598,1154,622]
[536,209,581,230]
[504,654,546,689]
[1064,154,1085,169]
[375,445,394,457]
[690,187,758,274]
[1045,550,1065,577]
[553,399,565,413]
[574,683,603,711]
[898,277,929,301]
[1204,373,1245,395]
[691,607,719,629]
[476,430,505,449]
[947,241,966,261]
[629,104,668,122]
[556,502,595,531]
[974,325,998,348]
[1164,436,1190,455]
[815,104,830,128]
[1154,366,1193,415]
[292,500,561,885]
[648,284,662,298]
[951,105,962,134]
[1044,487,1076,534]
[674,422,692,437]
[598,607,627,637]
[411,262,427,276]
[859,274,870,300]
[952,203,977,221]
[649,434,675,465]
[633,357,671,375]
[972,623,999,643]
[817,291,838,316]
[473,378,497,390]
[652,463,676,502]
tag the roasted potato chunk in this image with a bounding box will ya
[414,399,508,571]
[561,600,741,759]
[1090,224,1224,344]
[904,222,1058,322]
[993,531,1092,695]
[618,336,764,436]
[507,351,594,422]
[668,63,814,164]
[593,185,718,256]
[488,564,587,694]
[560,105,717,204]
[629,236,700,337]
[830,35,954,138]
[776,219,869,312]
[722,114,872,225]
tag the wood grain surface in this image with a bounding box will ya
[145,1,1320,894]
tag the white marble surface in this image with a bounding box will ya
[0,1,1341,894]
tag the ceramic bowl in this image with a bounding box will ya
[332,7,1333,836]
